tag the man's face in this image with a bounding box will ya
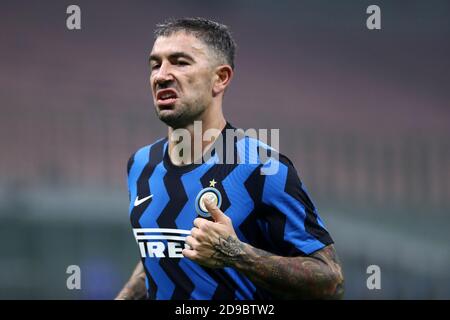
[149,32,217,128]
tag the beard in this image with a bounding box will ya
[155,101,206,129]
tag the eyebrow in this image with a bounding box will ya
[149,52,195,63]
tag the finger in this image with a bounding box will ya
[194,217,212,230]
[182,248,197,260]
[190,227,201,239]
[204,197,229,223]
[185,235,200,250]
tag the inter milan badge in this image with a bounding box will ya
[195,183,222,218]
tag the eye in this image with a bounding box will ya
[151,64,160,70]
[177,60,190,66]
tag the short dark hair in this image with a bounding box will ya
[154,17,236,69]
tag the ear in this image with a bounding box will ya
[212,65,233,96]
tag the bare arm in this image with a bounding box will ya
[211,237,344,299]
[183,199,344,299]
[115,261,147,300]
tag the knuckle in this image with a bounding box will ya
[190,251,198,260]
[196,231,204,240]
[191,228,199,237]
[199,221,208,230]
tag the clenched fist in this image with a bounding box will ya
[182,197,245,268]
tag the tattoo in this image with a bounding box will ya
[210,236,245,267]
[116,262,147,300]
[232,244,344,299]
[117,277,147,300]
[207,236,344,299]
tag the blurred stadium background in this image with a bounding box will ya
[1,0,449,299]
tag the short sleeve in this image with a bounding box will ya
[260,154,333,256]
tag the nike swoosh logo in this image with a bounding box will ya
[134,194,153,207]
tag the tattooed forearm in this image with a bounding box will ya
[210,236,246,267]
[258,245,344,299]
[213,236,344,299]
[115,261,147,300]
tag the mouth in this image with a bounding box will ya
[156,89,178,107]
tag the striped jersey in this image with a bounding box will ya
[126,122,333,300]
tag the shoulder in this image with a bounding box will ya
[235,134,295,173]
[127,137,168,175]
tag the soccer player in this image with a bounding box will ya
[115,18,344,300]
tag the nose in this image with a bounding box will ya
[153,61,174,85]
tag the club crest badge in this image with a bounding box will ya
[195,187,222,218]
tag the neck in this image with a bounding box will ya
[167,105,226,166]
